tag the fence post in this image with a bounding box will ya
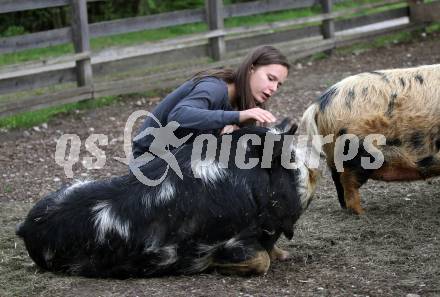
[71,0,93,87]
[408,0,425,23]
[321,0,335,55]
[205,0,225,61]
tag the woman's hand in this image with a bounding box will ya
[239,108,277,124]
[221,124,240,134]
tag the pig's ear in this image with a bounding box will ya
[286,123,298,135]
[275,117,291,132]
[272,123,298,160]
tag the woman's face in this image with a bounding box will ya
[249,64,288,104]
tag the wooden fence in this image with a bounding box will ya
[0,0,439,117]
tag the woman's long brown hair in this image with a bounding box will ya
[192,45,290,111]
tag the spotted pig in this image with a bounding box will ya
[301,64,440,214]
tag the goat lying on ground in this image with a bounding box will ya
[301,64,440,214]
[17,122,318,278]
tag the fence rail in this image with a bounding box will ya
[1,0,336,54]
[0,0,438,117]
[0,0,103,14]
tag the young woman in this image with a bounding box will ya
[131,45,291,262]
[132,45,290,159]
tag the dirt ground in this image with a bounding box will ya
[1,30,440,297]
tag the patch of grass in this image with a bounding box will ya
[426,21,440,33]
[343,5,407,21]
[336,29,417,56]
[0,44,75,67]
[0,26,27,37]
[372,30,413,47]
[225,6,320,29]
[0,88,170,129]
[311,52,329,61]
[0,82,78,106]
[226,0,391,28]
[89,22,209,51]
[0,95,120,129]
[336,1,406,19]
[3,185,13,193]
[309,22,439,64]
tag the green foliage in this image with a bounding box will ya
[153,0,205,12]
[0,7,69,36]
[0,26,27,37]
